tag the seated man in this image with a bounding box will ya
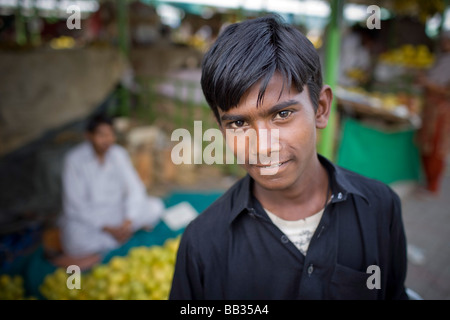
[57,113,165,265]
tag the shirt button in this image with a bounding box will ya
[248,209,256,218]
[337,192,343,200]
[307,264,314,276]
[281,235,289,244]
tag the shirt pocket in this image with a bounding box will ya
[328,264,379,300]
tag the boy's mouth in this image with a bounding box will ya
[252,159,290,169]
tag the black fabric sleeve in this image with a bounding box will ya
[386,189,409,300]
[169,224,204,300]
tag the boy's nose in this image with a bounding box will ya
[249,127,280,164]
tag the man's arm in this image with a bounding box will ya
[115,147,148,221]
[62,157,105,229]
[103,219,133,243]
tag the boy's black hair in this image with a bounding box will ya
[86,113,114,133]
[201,14,323,123]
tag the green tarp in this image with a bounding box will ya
[336,117,422,185]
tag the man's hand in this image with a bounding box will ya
[103,219,133,243]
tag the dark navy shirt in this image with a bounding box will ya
[169,155,408,300]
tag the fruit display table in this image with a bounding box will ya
[333,43,427,187]
[335,86,423,129]
[0,190,224,300]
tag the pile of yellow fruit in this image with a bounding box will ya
[0,274,35,300]
[39,236,181,300]
[49,36,76,50]
[379,45,435,69]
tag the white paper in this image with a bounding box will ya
[162,201,198,231]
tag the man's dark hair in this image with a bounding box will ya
[201,14,323,123]
[86,113,114,133]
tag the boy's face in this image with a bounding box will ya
[217,72,331,191]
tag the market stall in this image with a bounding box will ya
[0,191,223,300]
[1,0,448,301]
[334,44,429,185]
[330,0,447,186]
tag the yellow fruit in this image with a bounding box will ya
[39,236,182,300]
[0,274,28,300]
[379,44,435,69]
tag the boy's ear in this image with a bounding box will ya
[315,85,333,129]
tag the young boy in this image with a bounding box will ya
[169,14,408,300]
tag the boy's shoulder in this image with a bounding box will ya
[183,176,248,234]
[333,164,402,228]
[336,164,399,201]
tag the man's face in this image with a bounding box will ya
[218,72,330,191]
[87,123,116,155]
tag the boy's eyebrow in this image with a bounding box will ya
[220,99,300,123]
[262,99,300,117]
[220,114,249,123]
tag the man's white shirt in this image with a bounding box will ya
[59,141,164,256]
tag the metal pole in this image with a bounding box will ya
[317,0,344,161]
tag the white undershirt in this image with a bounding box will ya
[265,207,324,256]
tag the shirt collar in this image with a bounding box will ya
[227,173,254,224]
[228,154,370,224]
[318,154,369,205]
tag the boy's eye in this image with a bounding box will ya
[230,120,246,128]
[274,110,292,119]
